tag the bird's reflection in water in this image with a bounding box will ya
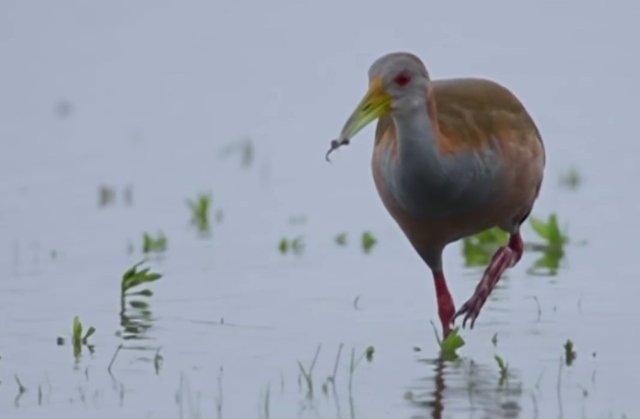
[405,356,523,419]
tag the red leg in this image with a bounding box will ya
[433,270,455,338]
[453,232,524,329]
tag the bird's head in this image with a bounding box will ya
[327,52,431,160]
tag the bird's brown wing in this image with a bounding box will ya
[432,78,543,160]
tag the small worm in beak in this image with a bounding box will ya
[325,138,350,162]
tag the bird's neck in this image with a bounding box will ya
[392,96,449,182]
[385,94,459,217]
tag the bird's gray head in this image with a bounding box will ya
[327,52,432,161]
[368,52,431,114]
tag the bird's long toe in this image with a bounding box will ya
[453,292,489,329]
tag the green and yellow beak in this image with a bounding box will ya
[339,77,392,140]
[326,77,392,161]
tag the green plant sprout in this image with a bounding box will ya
[142,232,167,254]
[528,213,568,275]
[559,167,582,190]
[119,262,162,341]
[564,339,577,366]
[361,231,377,253]
[70,316,96,360]
[529,214,567,249]
[98,185,116,207]
[187,193,212,234]
[430,321,465,361]
[462,227,509,267]
[334,232,348,246]
[365,345,375,362]
[348,344,376,411]
[494,355,509,386]
[122,262,162,294]
[278,238,288,254]
[297,344,321,398]
[278,236,305,255]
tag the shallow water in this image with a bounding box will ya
[1,1,640,418]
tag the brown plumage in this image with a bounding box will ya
[331,52,545,337]
[373,78,544,246]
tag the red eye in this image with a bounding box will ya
[394,72,411,87]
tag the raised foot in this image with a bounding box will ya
[453,286,489,329]
[453,237,520,329]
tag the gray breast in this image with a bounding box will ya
[380,139,503,220]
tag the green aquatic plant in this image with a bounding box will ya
[334,232,348,246]
[69,316,96,360]
[559,167,582,190]
[98,185,116,207]
[348,344,376,408]
[291,236,305,254]
[529,214,567,249]
[440,329,465,361]
[361,231,377,253]
[297,344,321,398]
[494,355,509,386]
[120,262,162,341]
[462,227,509,267]
[564,339,577,366]
[142,232,167,254]
[430,321,465,361]
[122,262,162,294]
[278,238,288,254]
[528,213,567,275]
[530,246,565,275]
[187,193,212,233]
[278,236,305,255]
[365,345,375,362]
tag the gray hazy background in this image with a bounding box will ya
[1,1,640,418]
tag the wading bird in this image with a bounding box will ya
[327,52,544,338]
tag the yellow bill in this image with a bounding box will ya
[326,77,392,161]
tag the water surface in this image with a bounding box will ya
[1,1,639,418]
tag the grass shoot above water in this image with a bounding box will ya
[529,214,568,249]
[462,227,508,267]
[187,193,212,234]
[528,213,568,275]
[56,316,95,360]
[361,231,377,253]
[430,321,465,361]
[461,212,568,275]
[278,236,305,255]
[122,262,162,295]
[334,232,348,246]
[564,339,577,366]
[119,262,162,341]
[142,231,167,254]
[559,167,582,190]
[494,354,510,386]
